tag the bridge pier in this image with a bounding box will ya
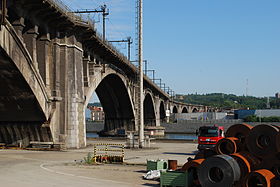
[23,25,39,69]
[55,35,85,148]
[37,33,51,91]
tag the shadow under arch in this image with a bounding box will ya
[192,108,198,113]
[95,74,135,134]
[144,93,156,126]
[159,101,166,122]
[172,106,178,113]
[182,107,188,113]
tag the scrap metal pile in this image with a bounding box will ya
[181,123,280,187]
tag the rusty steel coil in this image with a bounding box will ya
[181,159,205,185]
[195,148,217,159]
[215,137,240,155]
[275,130,280,152]
[225,123,253,151]
[273,163,280,180]
[198,155,241,187]
[246,124,279,158]
[181,159,205,171]
[235,151,261,171]
[231,152,254,180]
[260,158,280,180]
[245,169,275,187]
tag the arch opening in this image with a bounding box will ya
[192,108,198,113]
[159,101,166,122]
[182,107,188,113]
[144,93,156,126]
[86,74,134,136]
[172,106,178,113]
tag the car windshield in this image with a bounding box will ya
[199,128,218,137]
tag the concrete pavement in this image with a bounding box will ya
[0,139,197,186]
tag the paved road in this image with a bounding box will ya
[0,140,197,187]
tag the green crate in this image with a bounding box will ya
[147,160,168,171]
[160,170,189,187]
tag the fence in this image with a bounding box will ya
[93,143,124,163]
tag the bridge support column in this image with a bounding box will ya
[37,33,51,92]
[23,25,39,69]
[61,35,85,148]
[155,98,161,127]
[83,56,90,87]
[11,17,24,39]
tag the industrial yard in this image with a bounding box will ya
[0,139,197,187]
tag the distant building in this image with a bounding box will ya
[276,93,280,99]
[87,103,104,121]
[176,95,184,100]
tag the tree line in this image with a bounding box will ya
[176,93,280,109]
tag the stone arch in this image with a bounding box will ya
[0,25,49,121]
[182,107,188,113]
[144,92,156,126]
[192,108,198,113]
[86,72,135,134]
[159,101,166,122]
[172,106,178,113]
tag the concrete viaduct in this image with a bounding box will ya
[0,0,207,148]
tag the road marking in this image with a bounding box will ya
[40,163,131,185]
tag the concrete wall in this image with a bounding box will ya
[162,121,280,134]
[235,109,280,119]
[174,112,228,121]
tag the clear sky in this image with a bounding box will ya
[62,0,280,97]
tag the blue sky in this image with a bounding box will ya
[62,0,280,97]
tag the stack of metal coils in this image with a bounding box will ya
[181,123,280,187]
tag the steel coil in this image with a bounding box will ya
[195,148,217,159]
[231,152,253,179]
[225,123,252,151]
[181,159,205,185]
[246,124,279,158]
[245,169,275,187]
[198,155,241,187]
[260,158,280,180]
[275,129,280,152]
[216,137,240,155]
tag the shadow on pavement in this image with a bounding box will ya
[136,170,147,173]
[142,183,160,186]
[162,151,197,156]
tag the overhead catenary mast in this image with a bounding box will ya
[71,4,109,41]
[135,0,144,148]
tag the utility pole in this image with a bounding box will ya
[101,5,109,41]
[136,0,144,148]
[71,4,109,41]
[109,37,133,61]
